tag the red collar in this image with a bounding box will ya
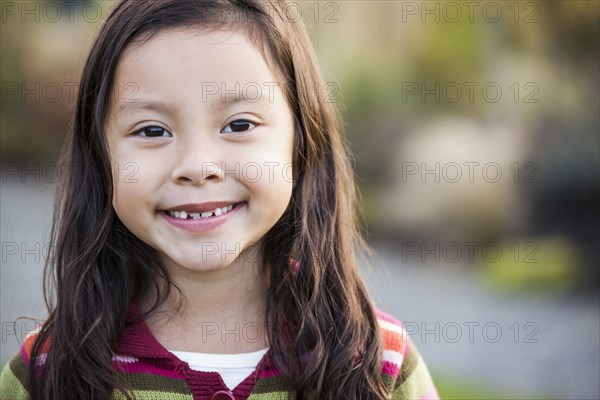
[115,300,180,359]
[114,300,277,399]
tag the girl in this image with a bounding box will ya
[0,1,439,399]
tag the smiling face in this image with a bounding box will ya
[105,28,295,274]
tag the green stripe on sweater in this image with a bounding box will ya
[382,374,396,393]
[248,390,290,399]
[3,352,30,393]
[112,388,194,399]
[116,372,192,394]
[395,344,420,389]
[249,375,292,393]
[0,363,30,400]
[392,359,435,400]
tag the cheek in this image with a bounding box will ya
[111,178,134,222]
[247,161,294,216]
[107,139,124,210]
[110,161,152,222]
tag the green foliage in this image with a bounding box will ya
[480,237,582,293]
[432,372,555,400]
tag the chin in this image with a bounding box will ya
[179,257,236,272]
[160,242,255,273]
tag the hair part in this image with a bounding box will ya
[30,1,388,399]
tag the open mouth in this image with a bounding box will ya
[160,202,245,220]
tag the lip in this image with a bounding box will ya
[159,201,246,233]
[163,201,241,214]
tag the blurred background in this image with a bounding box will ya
[1,1,598,398]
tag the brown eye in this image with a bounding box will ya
[133,126,171,137]
[222,120,256,133]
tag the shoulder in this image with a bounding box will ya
[0,324,47,399]
[373,308,441,400]
[373,308,410,382]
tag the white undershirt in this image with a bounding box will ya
[168,348,269,390]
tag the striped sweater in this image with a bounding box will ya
[0,302,439,399]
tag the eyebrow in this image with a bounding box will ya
[117,93,273,116]
[118,100,176,117]
[212,92,273,112]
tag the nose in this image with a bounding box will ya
[171,140,224,185]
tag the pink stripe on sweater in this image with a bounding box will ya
[20,346,29,364]
[403,337,412,356]
[381,360,400,376]
[258,367,282,379]
[375,310,402,325]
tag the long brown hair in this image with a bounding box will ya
[29,1,387,398]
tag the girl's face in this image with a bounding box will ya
[105,28,295,273]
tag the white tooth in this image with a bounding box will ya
[190,213,200,219]
[214,208,222,216]
[174,211,180,218]
[179,211,188,219]
[201,212,212,218]
[220,207,228,214]
[227,205,233,211]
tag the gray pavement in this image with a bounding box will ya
[361,247,600,399]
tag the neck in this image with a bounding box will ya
[138,245,270,354]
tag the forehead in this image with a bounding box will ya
[110,27,283,106]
